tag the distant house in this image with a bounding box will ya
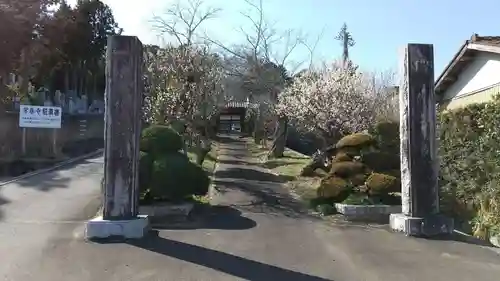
[435,34,500,110]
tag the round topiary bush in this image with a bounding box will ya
[335,133,375,150]
[333,152,352,163]
[317,175,351,200]
[149,152,210,201]
[139,151,154,194]
[330,161,366,178]
[348,173,368,186]
[365,172,400,194]
[361,151,399,172]
[369,121,399,155]
[140,125,184,155]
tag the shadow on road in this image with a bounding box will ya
[0,194,9,220]
[263,160,305,170]
[213,179,317,220]
[153,205,257,230]
[217,159,257,165]
[215,167,295,183]
[1,156,102,192]
[129,231,334,281]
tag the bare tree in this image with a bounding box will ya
[302,26,325,69]
[151,0,221,46]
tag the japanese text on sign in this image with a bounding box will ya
[19,105,62,129]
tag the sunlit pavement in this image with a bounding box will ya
[0,144,500,281]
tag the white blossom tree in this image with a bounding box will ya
[143,43,227,163]
[276,61,378,147]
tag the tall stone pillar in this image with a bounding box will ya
[85,36,149,239]
[389,44,453,237]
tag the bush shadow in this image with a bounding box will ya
[0,153,103,192]
[127,231,334,281]
[153,205,257,230]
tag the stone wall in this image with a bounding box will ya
[0,112,104,159]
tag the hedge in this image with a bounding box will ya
[439,95,500,237]
[139,125,210,204]
[140,125,183,154]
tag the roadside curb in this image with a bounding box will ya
[0,149,104,187]
[452,230,494,246]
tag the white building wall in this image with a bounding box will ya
[443,52,500,100]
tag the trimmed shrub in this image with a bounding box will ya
[335,133,375,150]
[349,173,368,186]
[317,175,350,199]
[139,151,154,194]
[140,125,183,155]
[439,96,500,236]
[170,119,187,134]
[365,173,399,194]
[333,152,352,163]
[149,152,210,201]
[330,161,366,178]
[369,121,399,153]
[361,151,399,172]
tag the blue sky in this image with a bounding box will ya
[72,0,499,76]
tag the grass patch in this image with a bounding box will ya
[264,148,310,178]
[248,143,269,160]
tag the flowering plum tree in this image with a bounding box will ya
[276,61,377,147]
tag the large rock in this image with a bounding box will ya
[317,175,350,199]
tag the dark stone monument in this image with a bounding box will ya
[389,44,453,237]
[85,35,149,239]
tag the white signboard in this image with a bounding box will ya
[19,105,62,129]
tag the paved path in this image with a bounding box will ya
[1,137,500,280]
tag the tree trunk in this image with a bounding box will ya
[64,65,69,93]
[269,116,288,158]
[254,110,264,144]
[19,48,30,98]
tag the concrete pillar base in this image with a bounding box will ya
[390,213,454,237]
[85,215,150,239]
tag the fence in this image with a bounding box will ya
[0,111,104,160]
